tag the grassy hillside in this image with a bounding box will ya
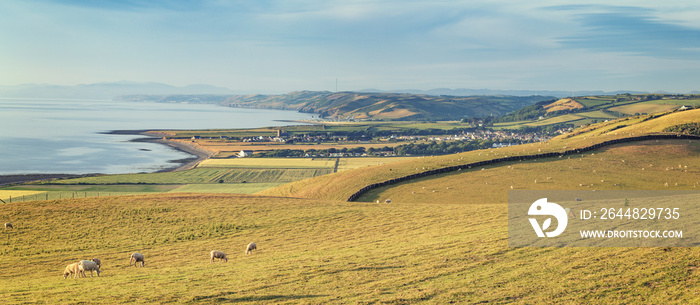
[490,94,700,130]
[260,108,700,201]
[1,193,698,303]
[121,91,550,120]
[224,91,552,120]
[360,139,700,204]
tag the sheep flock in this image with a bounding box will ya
[60,243,257,278]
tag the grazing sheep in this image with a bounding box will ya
[91,258,101,269]
[4,223,12,230]
[130,252,145,267]
[78,260,101,277]
[384,199,392,203]
[210,250,228,263]
[63,262,80,279]
[245,242,257,254]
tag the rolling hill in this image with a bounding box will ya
[3,193,698,303]
[491,93,700,130]
[117,91,553,120]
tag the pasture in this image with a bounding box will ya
[1,193,698,304]
[359,139,700,204]
[0,190,45,203]
[35,167,332,185]
[336,157,419,172]
[4,165,335,202]
[610,102,678,115]
[197,158,336,169]
[167,183,283,194]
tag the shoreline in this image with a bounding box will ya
[137,131,216,172]
[0,131,215,186]
[101,130,216,172]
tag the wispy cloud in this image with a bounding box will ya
[547,5,700,58]
[2,1,700,92]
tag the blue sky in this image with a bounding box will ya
[2,0,700,93]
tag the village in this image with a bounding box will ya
[213,128,556,158]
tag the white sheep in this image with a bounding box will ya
[63,262,80,279]
[245,242,257,254]
[78,260,101,277]
[4,222,12,230]
[210,250,228,263]
[130,252,145,267]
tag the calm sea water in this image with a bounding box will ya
[0,98,314,175]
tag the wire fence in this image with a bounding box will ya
[2,192,116,203]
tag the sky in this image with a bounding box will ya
[2,0,700,94]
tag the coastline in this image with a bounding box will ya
[138,131,216,172]
[101,129,216,171]
[0,131,215,186]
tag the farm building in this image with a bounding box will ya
[238,150,254,157]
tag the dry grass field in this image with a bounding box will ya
[1,193,698,304]
[360,139,700,205]
[197,158,336,169]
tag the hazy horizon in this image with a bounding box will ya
[2,1,700,93]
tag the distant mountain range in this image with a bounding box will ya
[0,82,239,99]
[374,88,649,98]
[0,81,668,100]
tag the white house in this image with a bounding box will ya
[238,150,254,157]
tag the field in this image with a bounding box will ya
[1,166,333,202]
[0,190,46,202]
[5,157,418,201]
[197,158,336,169]
[2,193,699,304]
[359,139,700,204]
[167,183,283,194]
[336,157,419,172]
[609,102,678,115]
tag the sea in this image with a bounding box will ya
[0,98,315,175]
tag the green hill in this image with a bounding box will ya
[117,91,552,120]
[228,91,552,120]
[490,93,700,130]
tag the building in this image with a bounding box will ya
[238,150,254,157]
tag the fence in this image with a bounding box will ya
[2,192,114,203]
